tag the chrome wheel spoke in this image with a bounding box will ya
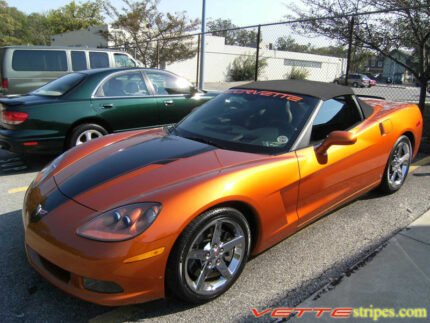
[195,262,211,291]
[390,171,397,182]
[221,235,244,252]
[398,153,410,165]
[216,259,232,279]
[211,221,223,245]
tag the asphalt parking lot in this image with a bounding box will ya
[1,147,429,323]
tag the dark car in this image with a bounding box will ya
[333,73,371,88]
[0,68,218,154]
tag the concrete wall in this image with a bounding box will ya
[167,35,347,84]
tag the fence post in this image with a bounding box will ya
[156,40,160,69]
[345,16,355,86]
[196,34,201,86]
[255,25,261,81]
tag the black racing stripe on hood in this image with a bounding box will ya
[57,135,214,198]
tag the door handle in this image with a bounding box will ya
[164,100,174,106]
[102,103,114,109]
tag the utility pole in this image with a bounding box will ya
[198,0,206,90]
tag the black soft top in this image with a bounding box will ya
[232,79,354,101]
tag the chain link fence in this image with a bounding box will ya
[110,10,429,106]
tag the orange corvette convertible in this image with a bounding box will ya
[23,80,422,305]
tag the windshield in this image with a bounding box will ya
[31,73,86,97]
[175,89,319,154]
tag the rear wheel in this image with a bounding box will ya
[379,135,412,193]
[166,207,251,304]
[67,123,108,148]
[352,82,359,87]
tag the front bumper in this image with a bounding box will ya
[23,179,168,306]
[0,128,64,154]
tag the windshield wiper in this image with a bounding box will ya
[184,135,226,149]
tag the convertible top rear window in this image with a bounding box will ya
[175,91,319,154]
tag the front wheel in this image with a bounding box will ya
[166,207,251,304]
[379,135,412,193]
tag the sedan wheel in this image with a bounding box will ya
[68,123,108,149]
[75,129,104,146]
[166,208,251,303]
[379,135,412,193]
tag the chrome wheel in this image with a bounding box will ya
[388,140,411,188]
[75,129,103,146]
[184,218,246,296]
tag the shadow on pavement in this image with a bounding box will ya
[0,151,54,177]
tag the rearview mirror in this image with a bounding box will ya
[315,131,356,156]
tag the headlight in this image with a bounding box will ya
[34,154,65,185]
[76,203,162,242]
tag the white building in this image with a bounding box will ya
[52,27,346,84]
[167,35,347,83]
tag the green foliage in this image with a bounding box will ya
[285,67,310,80]
[105,0,200,67]
[46,0,104,35]
[0,0,104,46]
[207,19,257,47]
[227,54,268,81]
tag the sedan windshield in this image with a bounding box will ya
[32,73,85,97]
[175,89,319,154]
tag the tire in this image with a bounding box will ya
[67,123,108,148]
[352,82,359,88]
[166,207,251,304]
[379,135,412,194]
[333,80,339,84]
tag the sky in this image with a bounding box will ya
[6,0,290,27]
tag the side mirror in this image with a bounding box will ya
[190,86,199,95]
[315,131,356,156]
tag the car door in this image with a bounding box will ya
[91,71,160,131]
[295,96,383,227]
[145,70,204,124]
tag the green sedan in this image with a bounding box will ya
[0,68,218,154]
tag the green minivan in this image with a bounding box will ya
[0,46,141,96]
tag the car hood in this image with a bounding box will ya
[54,130,266,211]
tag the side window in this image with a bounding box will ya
[114,54,136,67]
[310,96,362,143]
[89,52,109,69]
[71,51,87,71]
[96,72,149,97]
[146,72,192,95]
[12,50,67,71]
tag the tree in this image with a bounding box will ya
[287,0,430,111]
[0,0,27,45]
[227,53,268,81]
[25,13,51,45]
[207,18,257,47]
[275,36,312,52]
[46,0,105,35]
[104,0,200,68]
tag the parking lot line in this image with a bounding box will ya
[410,155,430,172]
[7,186,28,194]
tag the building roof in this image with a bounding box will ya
[232,79,354,100]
